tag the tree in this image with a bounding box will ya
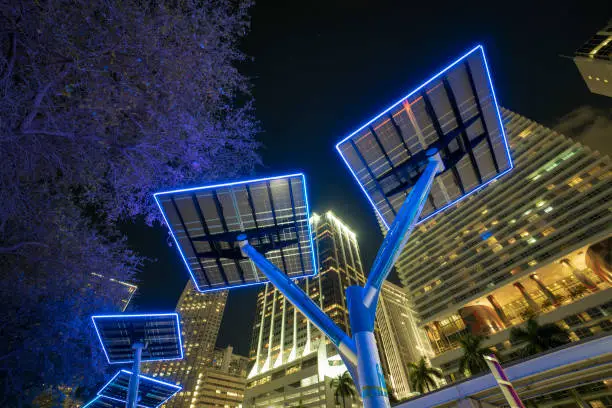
[330,371,357,408]
[406,356,443,394]
[0,0,260,405]
[509,318,570,357]
[457,334,493,377]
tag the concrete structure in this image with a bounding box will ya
[245,211,426,406]
[142,281,228,407]
[573,19,612,97]
[396,335,612,408]
[392,107,611,405]
[194,367,247,408]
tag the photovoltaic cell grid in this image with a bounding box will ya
[82,396,126,408]
[336,45,512,229]
[154,173,317,293]
[92,314,183,364]
[97,370,181,408]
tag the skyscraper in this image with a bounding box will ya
[142,281,228,407]
[573,19,612,97]
[393,107,611,402]
[376,281,438,399]
[244,211,425,406]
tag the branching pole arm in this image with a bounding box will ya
[238,237,358,367]
[363,152,443,309]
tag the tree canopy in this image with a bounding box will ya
[0,0,260,405]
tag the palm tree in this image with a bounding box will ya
[406,357,443,394]
[330,371,357,408]
[457,333,492,376]
[509,318,570,357]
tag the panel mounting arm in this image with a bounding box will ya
[363,151,443,309]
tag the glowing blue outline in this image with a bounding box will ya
[335,45,513,229]
[91,313,184,365]
[97,369,182,408]
[153,173,318,293]
[82,396,124,408]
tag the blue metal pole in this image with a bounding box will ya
[363,152,443,308]
[126,342,143,408]
[347,286,389,408]
[238,237,358,367]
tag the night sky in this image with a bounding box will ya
[129,1,611,357]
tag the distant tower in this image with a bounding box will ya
[573,19,612,97]
[142,281,228,407]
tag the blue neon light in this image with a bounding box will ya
[97,369,182,408]
[82,396,122,408]
[336,45,513,230]
[91,313,183,365]
[154,173,318,293]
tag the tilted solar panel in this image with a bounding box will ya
[92,313,183,364]
[154,173,317,293]
[97,370,181,408]
[336,45,512,229]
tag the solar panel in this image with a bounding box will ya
[92,313,183,364]
[154,173,317,293]
[336,45,512,229]
[97,370,181,408]
[82,396,126,408]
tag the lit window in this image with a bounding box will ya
[541,227,555,236]
[524,209,532,216]
[518,129,531,138]
[605,79,609,83]
[508,238,517,244]
[588,75,593,79]
[527,237,536,244]
[546,184,555,190]
[568,176,583,187]
[509,219,516,224]
[520,231,530,238]
[528,260,537,266]
[536,200,545,207]
[544,206,553,213]
[596,77,600,81]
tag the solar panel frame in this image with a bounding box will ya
[154,173,317,293]
[82,396,126,408]
[91,313,183,364]
[97,370,182,408]
[336,45,513,229]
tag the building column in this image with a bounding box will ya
[513,282,541,313]
[529,274,559,306]
[560,259,597,291]
[432,321,451,347]
[487,295,510,327]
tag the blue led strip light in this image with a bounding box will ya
[154,173,318,293]
[336,45,513,229]
[91,313,183,365]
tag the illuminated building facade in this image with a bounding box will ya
[573,19,612,97]
[377,281,439,399]
[245,211,425,406]
[142,281,229,407]
[393,108,611,405]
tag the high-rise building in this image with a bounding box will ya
[244,211,428,406]
[393,108,611,405]
[377,281,438,399]
[143,281,229,407]
[573,19,612,97]
[212,345,251,378]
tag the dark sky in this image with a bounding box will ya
[130,1,611,357]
